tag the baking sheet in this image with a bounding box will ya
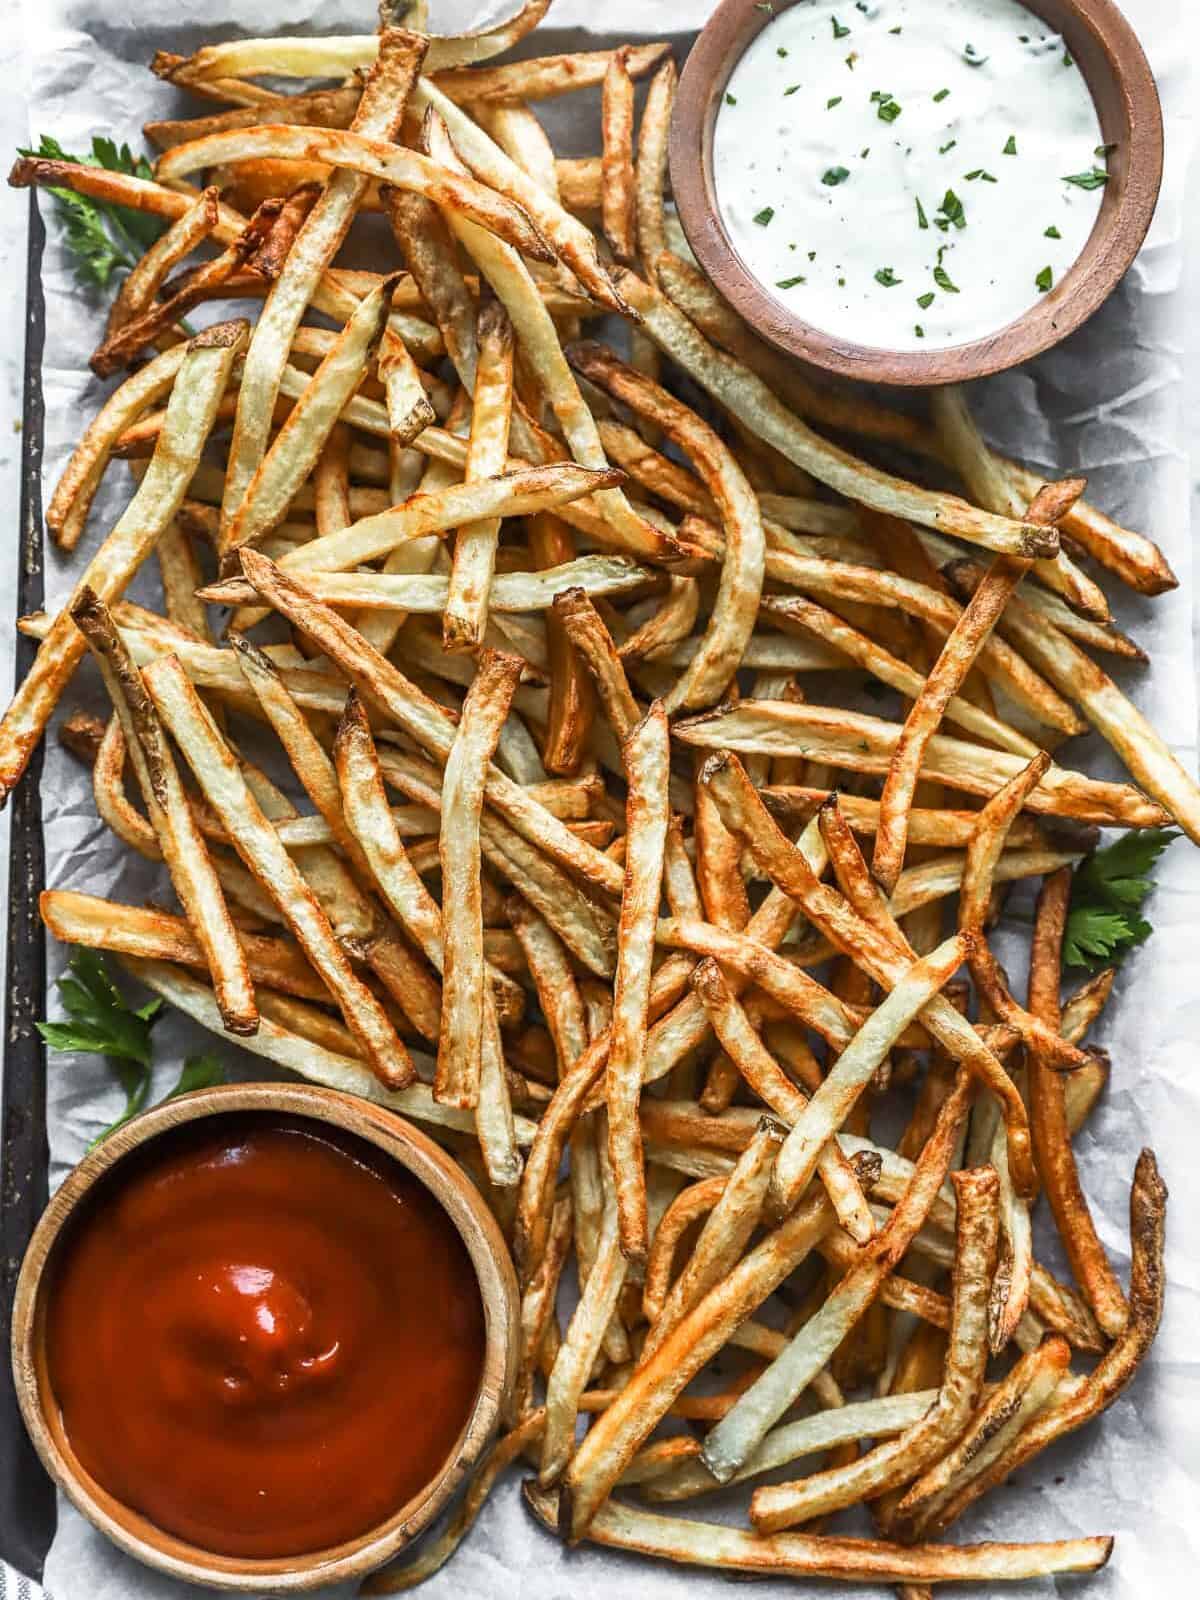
[11,0,1200,1593]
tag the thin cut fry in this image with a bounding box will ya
[444,297,516,651]
[872,479,1084,892]
[0,321,246,805]
[607,703,670,1265]
[438,650,523,1110]
[1028,869,1129,1339]
[69,591,257,1036]
[601,47,637,264]
[143,654,414,1089]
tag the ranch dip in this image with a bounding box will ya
[713,0,1107,351]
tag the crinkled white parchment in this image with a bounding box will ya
[12,0,1200,1595]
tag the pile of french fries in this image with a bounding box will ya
[7,0,1184,1590]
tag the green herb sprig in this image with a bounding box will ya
[18,135,166,290]
[1063,830,1179,969]
[38,949,226,1147]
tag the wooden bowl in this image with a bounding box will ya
[671,0,1163,386]
[11,1082,519,1593]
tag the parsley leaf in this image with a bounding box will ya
[937,189,966,229]
[874,267,901,286]
[1063,829,1179,969]
[1045,224,1062,238]
[832,16,851,38]
[1003,134,1018,155]
[933,88,951,102]
[916,290,935,308]
[38,949,163,1147]
[776,274,806,288]
[37,949,229,1147]
[18,134,166,290]
[933,262,960,293]
[1036,264,1054,292]
[753,206,775,226]
[1063,168,1109,190]
[164,1054,228,1102]
[916,196,929,230]
[822,166,851,186]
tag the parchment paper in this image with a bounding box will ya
[13,0,1200,1594]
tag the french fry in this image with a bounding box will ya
[69,592,257,1037]
[142,653,414,1089]
[161,3,553,86]
[540,1119,629,1483]
[104,185,219,335]
[561,1182,839,1537]
[567,342,764,711]
[890,1334,1072,1541]
[529,1481,1111,1583]
[40,891,327,1004]
[635,58,676,280]
[949,559,1200,846]
[913,1150,1166,1534]
[690,962,874,1240]
[437,650,522,1111]
[750,1166,998,1530]
[931,385,1108,620]
[444,297,515,650]
[225,274,397,553]
[677,701,1168,829]
[621,268,1059,558]
[434,40,671,104]
[607,703,670,1265]
[529,515,597,775]
[1028,869,1129,1339]
[872,479,1084,892]
[0,321,246,804]
[770,938,965,1216]
[601,47,637,264]
[236,551,627,899]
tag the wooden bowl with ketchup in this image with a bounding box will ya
[11,1082,519,1592]
[671,0,1163,385]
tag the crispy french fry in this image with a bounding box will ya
[873,480,1084,891]
[601,47,637,264]
[607,703,670,1265]
[445,297,516,650]
[0,321,246,804]
[143,653,414,1089]
[568,341,764,711]
[437,650,522,1114]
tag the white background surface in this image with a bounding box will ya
[0,2,1198,1597]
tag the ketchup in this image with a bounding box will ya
[45,1114,485,1558]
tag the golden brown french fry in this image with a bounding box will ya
[104,185,219,336]
[1028,869,1129,1339]
[749,1165,999,1530]
[872,479,1084,892]
[142,653,414,1090]
[529,515,596,775]
[561,1182,839,1538]
[636,57,676,279]
[69,592,257,1037]
[444,297,516,651]
[700,1076,971,1485]
[438,650,523,1111]
[528,1480,1110,1583]
[601,47,637,264]
[890,1334,1072,1541]
[568,341,764,711]
[620,268,1059,558]
[607,703,670,1265]
[0,321,246,805]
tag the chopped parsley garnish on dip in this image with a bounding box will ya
[712,0,1105,351]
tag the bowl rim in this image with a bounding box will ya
[11,1080,520,1593]
[670,0,1164,387]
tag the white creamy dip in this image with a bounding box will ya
[713,0,1107,351]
